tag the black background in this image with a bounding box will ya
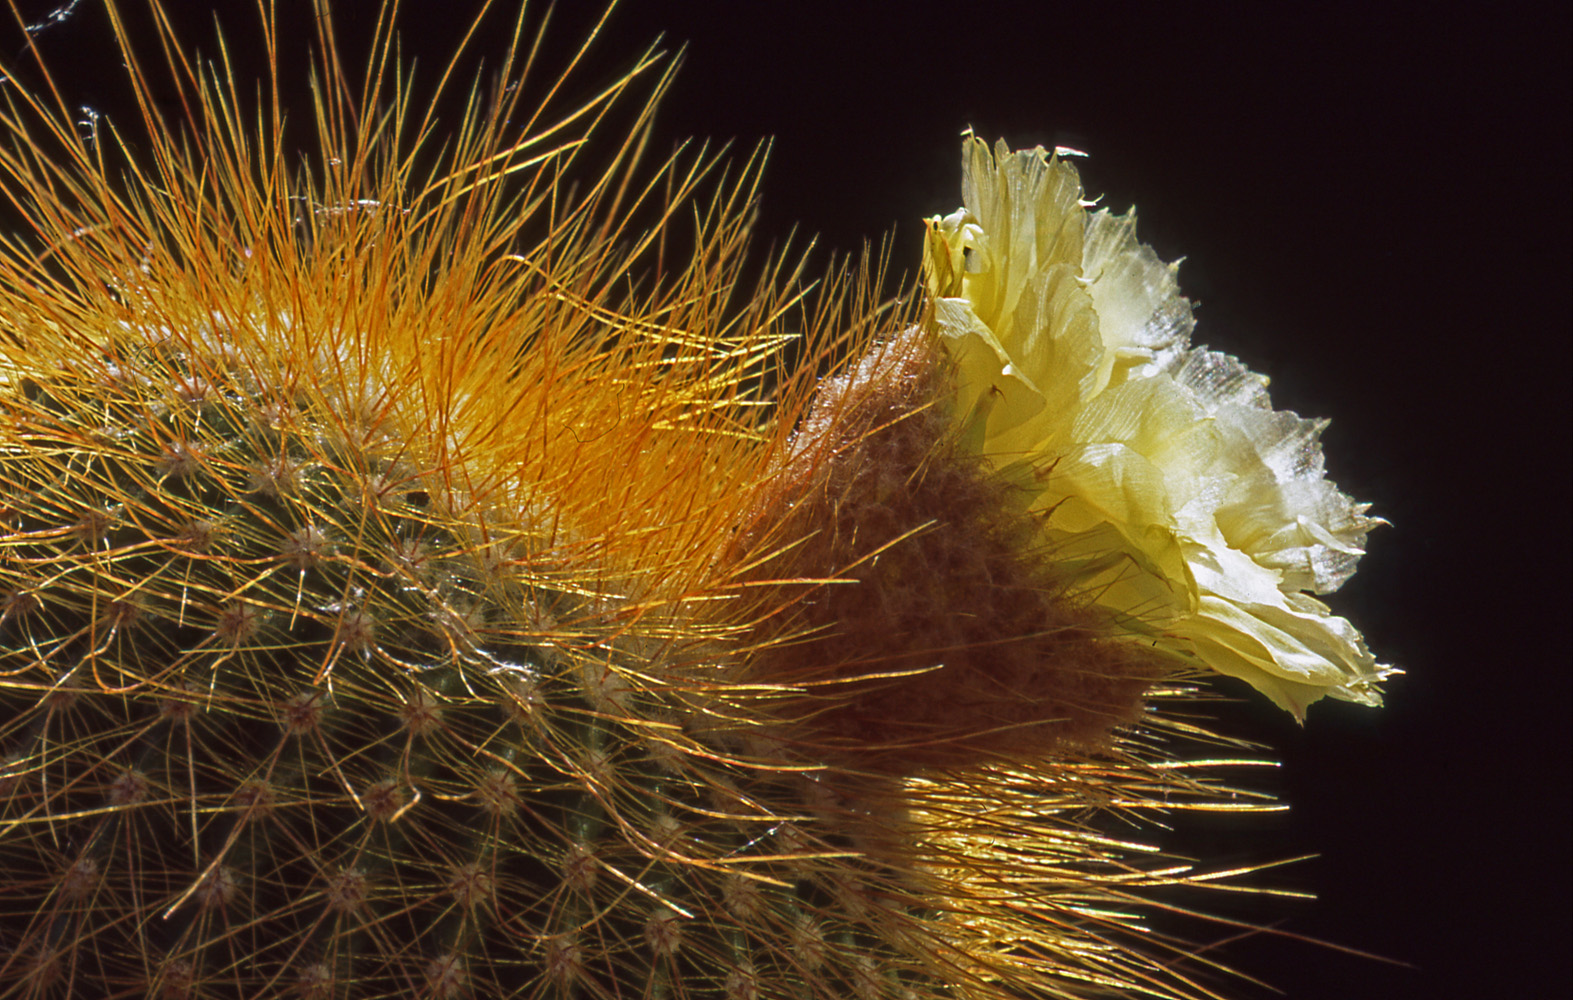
[4,1,1567,997]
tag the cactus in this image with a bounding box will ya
[0,3,1389,999]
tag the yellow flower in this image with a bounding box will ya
[924,136,1393,718]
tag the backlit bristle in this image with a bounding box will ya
[0,3,1355,1000]
[729,325,1163,773]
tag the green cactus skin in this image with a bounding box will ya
[0,338,940,998]
[0,4,1294,999]
[0,326,1281,1000]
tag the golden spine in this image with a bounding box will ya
[0,4,1385,999]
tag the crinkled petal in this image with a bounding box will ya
[921,135,1393,717]
[1175,595,1387,717]
[1173,349,1382,593]
[1081,208,1194,387]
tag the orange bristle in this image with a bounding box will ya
[0,4,1369,999]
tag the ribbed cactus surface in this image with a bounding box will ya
[0,335,912,998]
[0,3,1387,999]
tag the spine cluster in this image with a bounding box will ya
[733,326,1162,775]
[0,329,936,996]
[0,5,1373,1000]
